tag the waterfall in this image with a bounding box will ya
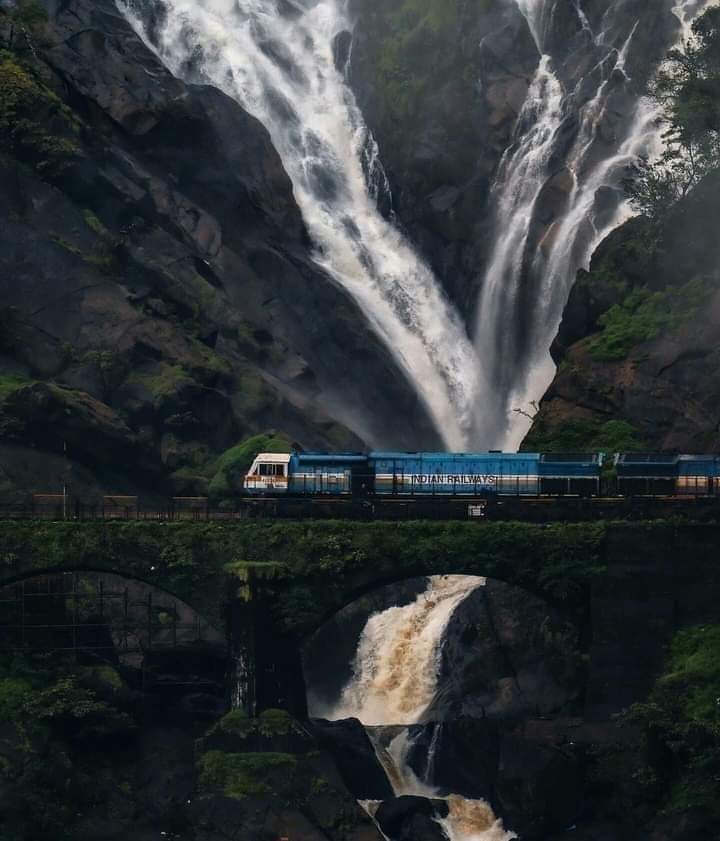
[327,575,485,726]
[117,0,719,454]
[314,575,516,841]
[474,0,720,450]
[118,0,480,451]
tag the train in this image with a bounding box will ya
[243,450,720,500]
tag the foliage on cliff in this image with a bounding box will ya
[1,0,413,505]
[625,625,720,817]
[0,654,137,840]
[195,708,374,837]
[526,7,720,454]
[627,7,720,220]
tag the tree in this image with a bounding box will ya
[626,8,720,219]
[4,0,48,51]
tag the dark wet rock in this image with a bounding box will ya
[405,718,500,801]
[346,0,682,319]
[310,717,394,801]
[526,170,720,454]
[0,0,444,501]
[375,796,449,841]
[496,734,582,840]
[425,579,583,723]
[347,0,537,313]
[192,723,382,841]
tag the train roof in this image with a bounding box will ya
[539,453,603,464]
[616,453,720,464]
[369,451,539,459]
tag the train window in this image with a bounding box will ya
[259,463,285,477]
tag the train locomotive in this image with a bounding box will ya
[243,450,720,502]
[244,450,604,498]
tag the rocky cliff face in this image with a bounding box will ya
[525,171,720,453]
[347,0,538,313]
[0,0,440,502]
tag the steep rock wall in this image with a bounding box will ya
[0,0,440,501]
[524,171,720,453]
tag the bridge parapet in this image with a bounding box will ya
[2,520,719,717]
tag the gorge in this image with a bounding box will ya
[2,0,720,839]
[1,0,719,499]
[119,0,720,451]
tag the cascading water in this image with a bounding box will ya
[118,0,718,455]
[475,0,720,450]
[313,575,516,841]
[118,0,480,451]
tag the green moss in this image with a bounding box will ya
[50,232,118,274]
[197,750,297,798]
[258,708,302,737]
[0,519,614,632]
[0,676,32,719]
[588,276,719,360]
[189,338,232,379]
[0,374,33,401]
[216,708,253,737]
[0,50,80,176]
[82,209,113,242]
[127,363,193,401]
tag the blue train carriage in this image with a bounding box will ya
[244,452,369,496]
[369,451,603,497]
[538,452,604,497]
[616,453,720,497]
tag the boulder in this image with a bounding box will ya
[425,579,583,723]
[404,719,500,801]
[374,796,449,841]
[495,734,582,839]
[310,718,394,801]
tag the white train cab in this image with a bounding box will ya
[244,452,292,494]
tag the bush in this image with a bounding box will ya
[588,277,718,360]
[525,416,645,453]
[625,625,720,816]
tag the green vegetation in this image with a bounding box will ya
[126,363,194,405]
[525,416,645,454]
[372,0,495,121]
[588,277,719,360]
[8,0,48,30]
[626,8,720,219]
[208,431,293,503]
[0,373,33,401]
[49,232,118,274]
[82,209,113,242]
[626,625,720,816]
[0,49,80,176]
[0,518,616,631]
[0,653,137,839]
[198,749,297,798]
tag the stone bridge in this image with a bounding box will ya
[1,520,719,718]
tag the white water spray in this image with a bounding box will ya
[118,0,480,450]
[319,575,515,841]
